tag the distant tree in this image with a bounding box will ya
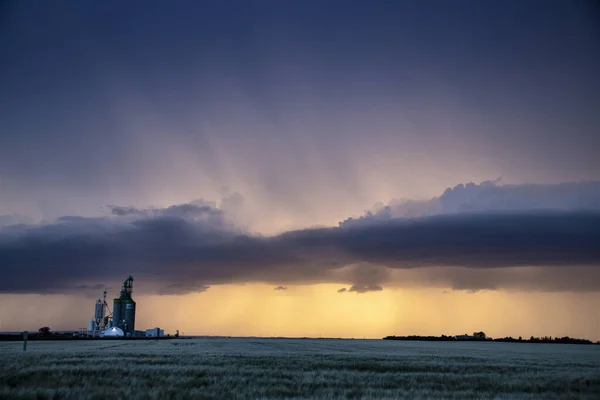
[518,336,522,341]
[473,331,487,340]
[38,327,51,336]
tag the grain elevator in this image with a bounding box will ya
[86,275,165,338]
[112,275,136,334]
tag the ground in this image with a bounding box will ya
[1,338,599,399]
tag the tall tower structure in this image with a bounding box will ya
[89,290,110,337]
[112,275,136,334]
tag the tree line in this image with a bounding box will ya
[383,332,599,345]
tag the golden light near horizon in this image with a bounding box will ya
[2,284,598,341]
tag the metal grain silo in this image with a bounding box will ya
[111,275,135,333]
[112,298,123,329]
[94,300,103,320]
[124,299,136,332]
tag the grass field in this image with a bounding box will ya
[1,337,599,399]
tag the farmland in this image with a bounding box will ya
[1,337,599,399]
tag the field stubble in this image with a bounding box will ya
[0,338,598,399]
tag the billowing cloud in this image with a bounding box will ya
[274,286,287,291]
[341,180,600,226]
[1,181,600,294]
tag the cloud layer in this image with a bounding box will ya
[1,181,599,294]
[341,180,600,225]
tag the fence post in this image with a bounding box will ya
[23,331,28,352]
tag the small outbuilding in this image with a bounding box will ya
[145,327,165,337]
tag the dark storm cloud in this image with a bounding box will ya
[108,202,225,221]
[157,283,210,296]
[1,189,599,293]
[405,266,600,293]
[348,285,383,294]
[337,288,347,293]
[328,263,390,293]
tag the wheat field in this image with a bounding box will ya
[1,337,599,399]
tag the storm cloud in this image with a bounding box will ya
[348,285,383,294]
[1,181,600,294]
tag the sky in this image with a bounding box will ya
[1,0,599,339]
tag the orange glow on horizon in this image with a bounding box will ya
[1,284,598,341]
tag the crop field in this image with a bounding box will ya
[1,337,599,399]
